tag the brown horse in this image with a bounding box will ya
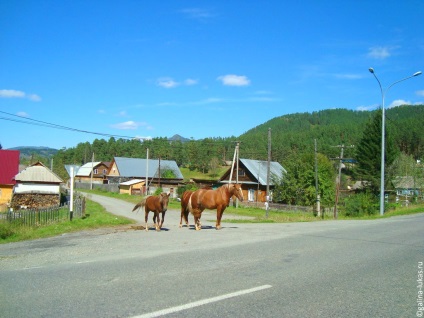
[132,192,170,231]
[179,190,194,228]
[180,184,243,230]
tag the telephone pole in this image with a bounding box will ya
[331,144,354,219]
[314,139,320,217]
[266,128,271,218]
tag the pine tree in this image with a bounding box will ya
[355,109,398,194]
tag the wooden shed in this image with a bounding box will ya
[119,179,145,195]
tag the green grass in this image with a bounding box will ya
[0,199,134,244]
[2,189,423,243]
[179,166,229,181]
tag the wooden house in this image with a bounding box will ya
[11,161,64,210]
[107,157,184,197]
[392,176,423,198]
[75,161,110,184]
[0,150,20,211]
[219,158,286,202]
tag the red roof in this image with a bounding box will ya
[0,150,20,185]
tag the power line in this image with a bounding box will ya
[0,110,137,139]
[0,110,242,146]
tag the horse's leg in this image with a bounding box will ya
[144,209,149,231]
[216,206,225,230]
[193,210,201,231]
[160,211,165,229]
[179,208,185,228]
[155,212,160,231]
[184,210,189,227]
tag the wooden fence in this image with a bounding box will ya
[0,195,86,227]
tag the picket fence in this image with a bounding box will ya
[1,195,86,227]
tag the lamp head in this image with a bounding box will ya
[369,68,375,74]
[413,71,422,77]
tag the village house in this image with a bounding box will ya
[75,161,111,184]
[392,176,424,199]
[107,157,184,197]
[219,158,286,202]
[0,149,20,211]
[11,161,64,210]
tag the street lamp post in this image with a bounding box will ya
[368,68,422,216]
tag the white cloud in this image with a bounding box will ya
[0,89,41,101]
[217,74,250,86]
[367,46,392,59]
[110,121,146,130]
[184,78,198,86]
[416,90,424,97]
[356,105,377,111]
[334,73,363,80]
[16,111,29,117]
[157,78,179,88]
[117,111,128,117]
[388,99,410,108]
[157,77,199,88]
[0,89,25,98]
[27,94,41,102]
[133,136,152,141]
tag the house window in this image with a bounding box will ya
[238,169,245,177]
[93,169,98,174]
[103,169,107,174]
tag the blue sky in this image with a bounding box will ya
[1,0,423,149]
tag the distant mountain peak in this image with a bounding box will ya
[169,134,191,142]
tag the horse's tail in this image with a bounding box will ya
[132,197,148,212]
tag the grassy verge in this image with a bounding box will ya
[2,189,422,243]
[0,199,134,244]
[83,189,424,222]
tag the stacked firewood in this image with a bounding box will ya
[11,193,60,210]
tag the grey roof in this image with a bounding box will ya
[76,162,102,177]
[240,158,286,186]
[113,157,184,179]
[15,164,63,183]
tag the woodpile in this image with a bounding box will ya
[11,193,60,210]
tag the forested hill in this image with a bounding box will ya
[47,105,424,180]
[238,105,424,161]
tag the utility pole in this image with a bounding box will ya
[229,141,240,184]
[158,157,161,188]
[90,152,94,190]
[145,148,149,195]
[266,128,271,218]
[332,144,354,219]
[314,139,320,217]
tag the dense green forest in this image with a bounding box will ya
[13,105,423,185]
[39,105,422,180]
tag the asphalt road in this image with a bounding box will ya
[1,195,423,318]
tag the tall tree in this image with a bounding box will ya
[355,109,398,194]
[272,152,336,206]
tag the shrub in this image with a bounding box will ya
[176,184,198,197]
[343,192,378,217]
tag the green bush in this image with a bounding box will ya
[176,184,198,197]
[153,187,163,195]
[343,192,378,217]
[0,223,17,240]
